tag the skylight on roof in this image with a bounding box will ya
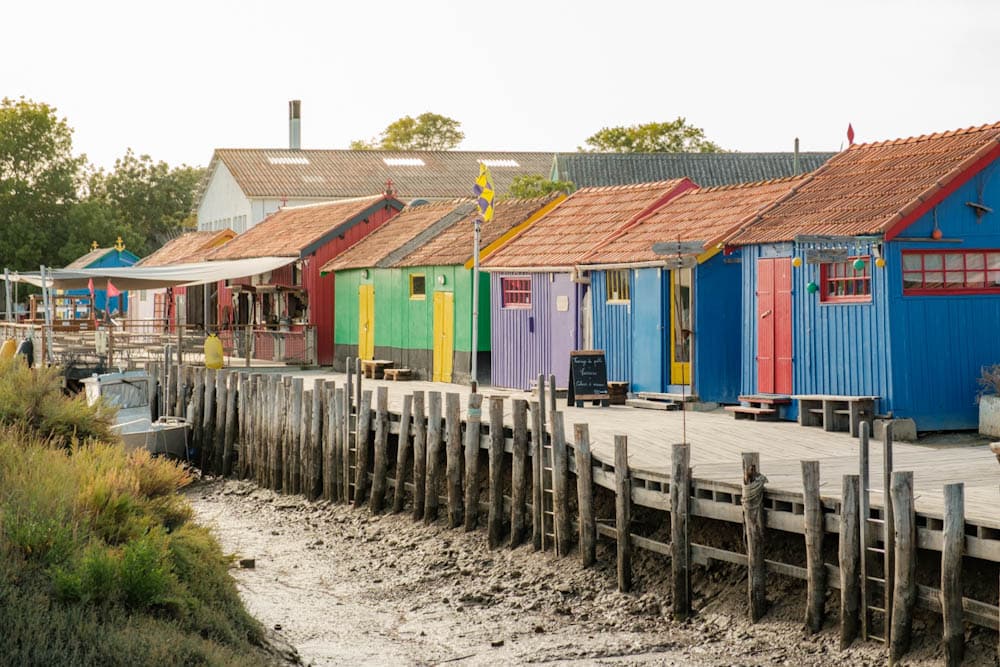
[268,156,310,165]
[480,159,520,168]
[383,158,426,167]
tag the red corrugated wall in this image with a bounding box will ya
[305,203,400,365]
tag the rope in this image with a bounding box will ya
[741,473,769,511]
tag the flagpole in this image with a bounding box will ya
[471,216,481,393]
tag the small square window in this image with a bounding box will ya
[409,274,426,299]
[605,270,630,302]
[820,257,871,303]
[501,277,531,308]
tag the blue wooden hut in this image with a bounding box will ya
[724,121,1000,431]
[481,180,694,390]
[578,177,806,404]
[64,238,140,315]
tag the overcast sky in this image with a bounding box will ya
[4,0,998,171]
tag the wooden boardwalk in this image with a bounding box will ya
[278,370,1000,536]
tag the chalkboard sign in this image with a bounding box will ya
[567,350,609,407]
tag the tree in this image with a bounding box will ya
[507,174,575,199]
[581,117,723,153]
[0,97,85,270]
[351,113,464,150]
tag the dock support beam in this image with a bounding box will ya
[671,443,691,619]
[742,451,767,622]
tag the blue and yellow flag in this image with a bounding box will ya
[472,162,495,222]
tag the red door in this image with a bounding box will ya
[757,258,792,394]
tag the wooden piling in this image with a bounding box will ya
[510,399,529,548]
[549,410,571,557]
[370,386,390,514]
[487,396,505,549]
[191,367,204,463]
[742,452,767,622]
[463,393,484,531]
[671,443,691,619]
[310,379,324,500]
[941,482,965,667]
[237,374,249,478]
[392,394,413,514]
[222,372,237,477]
[175,364,187,417]
[332,387,344,501]
[423,391,442,523]
[341,379,351,501]
[445,392,463,528]
[354,389,373,506]
[300,391,312,498]
[802,460,825,634]
[574,423,595,567]
[214,370,228,475]
[411,391,427,520]
[529,401,543,551]
[614,434,631,592]
[289,378,304,495]
[272,375,284,491]
[201,368,216,472]
[322,381,335,500]
[839,474,861,649]
[889,470,916,664]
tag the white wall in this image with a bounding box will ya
[197,162,253,232]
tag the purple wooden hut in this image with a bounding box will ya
[481,180,694,390]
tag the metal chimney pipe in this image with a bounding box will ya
[289,100,301,150]
[793,137,800,175]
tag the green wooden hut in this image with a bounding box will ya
[323,195,563,383]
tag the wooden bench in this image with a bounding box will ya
[360,359,394,379]
[793,394,878,437]
[725,394,790,421]
[382,367,411,381]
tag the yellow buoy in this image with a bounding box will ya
[204,333,224,369]
[0,339,15,360]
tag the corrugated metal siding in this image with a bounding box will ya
[491,272,552,390]
[630,267,665,393]
[693,254,742,404]
[591,271,632,384]
[740,243,795,396]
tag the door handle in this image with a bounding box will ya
[760,309,772,319]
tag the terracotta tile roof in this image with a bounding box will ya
[725,122,1000,245]
[321,200,469,272]
[392,194,564,268]
[583,176,808,265]
[139,230,236,267]
[480,180,694,269]
[208,195,401,260]
[199,149,556,203]
[66,248,114,269]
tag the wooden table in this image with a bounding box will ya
[360,359,394,379]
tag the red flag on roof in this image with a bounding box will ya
[87,278,94,295]
[106,280,121,298]
[847,123,855,146]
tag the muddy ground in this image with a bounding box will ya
[188,479,998,666]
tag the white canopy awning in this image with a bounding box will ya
[6,256,295,290]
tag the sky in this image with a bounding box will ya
[4,0,998,171]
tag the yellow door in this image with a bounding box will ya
[432,291,454,382]
[358,284,374,360]
[670,268,692,385]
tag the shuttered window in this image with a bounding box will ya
[902,250,1000,294]
[820,257,871,303]
[501,277,531,308]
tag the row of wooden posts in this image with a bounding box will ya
[152,360,997,666]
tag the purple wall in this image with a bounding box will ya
[491,272,579,390]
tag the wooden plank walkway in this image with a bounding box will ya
[275,370,1000,533]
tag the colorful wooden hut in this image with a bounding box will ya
[724,121,1000,431]
[207,193,403,366]
[481,180,695,390]
[63,238,140,316]
[578,177,806,403]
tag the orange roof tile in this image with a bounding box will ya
[392,194,563,268]
[208,195,400,260]
[583,176,808,265]
[139,230,236,267]
[725,122,1000,245]
[321,200,468,272]
[481,180,694,269]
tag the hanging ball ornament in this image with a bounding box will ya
[875,257,886,269]
[931,227,943,240]
[853,257,866,271]
[806,281,819,294]
[792,256,803,268]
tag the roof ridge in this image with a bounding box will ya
[694,174,810,193]
[574,179,687,194]
[849,120,1000,150]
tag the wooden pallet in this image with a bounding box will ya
[383,368,411,381]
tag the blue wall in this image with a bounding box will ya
[693,253,742,404]
[591,270,633,384]
[65,248,139,314]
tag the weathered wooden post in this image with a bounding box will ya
[175,364,187,417]
[369,386,390,513]
[889,470,915,664]
[191,367,204,462]
[237,373,249,478]
[411,391,427,520]
[671,443,691,619]
[392,394,413,514]
[574,423,596,567]
[614,434,631,592]
[322,381,336,500]
[222,372,238,477]
[802,460,825,634]
[300,391,312,497]
[333,386,344,501]
[549,410,571,556]
[201,368,217,472]
[941,482,964,667]
[445,392,463,528]
[353,389,373,506]
[423,391,442,523]
[463,393,484,531]
[742,452,767,622]
[839,474,861,648]
[214,370,229,475]
[309,379,324,500]
[272,375,285,491]
[529,401,543,551]
[510,399,529,548]
[289,378,304,495]
[487,396,505,549]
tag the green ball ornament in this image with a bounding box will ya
[806,281,819,294]
[853,258,866,271]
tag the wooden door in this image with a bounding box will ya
[358,284,374,361]
[756,258,792,394]
[631,268,665,393]
[670,267,692,385]
[432,291,454,382]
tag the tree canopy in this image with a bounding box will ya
[351,112,464,151]
[507,174,575,199]
[581,117,723,153]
